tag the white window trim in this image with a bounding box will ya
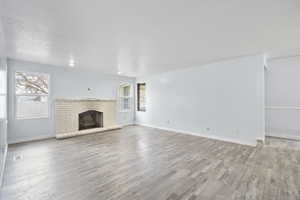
[15,71,50,120]
[119,83,132,112]
[0,94,7,120]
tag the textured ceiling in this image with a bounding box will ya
[2,0,300,76]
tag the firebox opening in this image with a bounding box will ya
[79,110,103,131]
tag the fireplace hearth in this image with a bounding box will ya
[79,110,103,130]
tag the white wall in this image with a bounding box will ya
[0,0,4,58]
[266,57,300,140]
[136,55,265,146]
[0,0,8,185]
[7,59,136,144]
[0,58,7,186]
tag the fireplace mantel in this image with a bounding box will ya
[54,99,121,139]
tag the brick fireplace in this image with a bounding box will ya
[55,99,121,139]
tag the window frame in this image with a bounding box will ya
[0,68,7,120]
[119,83,132,112]
[14,71,50,120]
[137,83,146,112]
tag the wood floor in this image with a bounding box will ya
[1,125,300,200]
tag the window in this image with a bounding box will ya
[137,83,146,111]
[15,71,50,119]
[119,84,132,111]
[0,68,7,119]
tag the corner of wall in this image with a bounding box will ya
[0,143,7,187]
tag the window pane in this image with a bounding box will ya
[122,98,130,110]
[16,96,49,119]
[138,83,146,111]
[16,72,49,95]
[0,95,6,119]
[119,97,130,110]
[123,85,130,97]
[119,84,131,111]
[0,69,7,94]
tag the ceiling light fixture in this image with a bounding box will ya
[117,71,122,75]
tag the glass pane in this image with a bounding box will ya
[17,96,49,119]
[16,72,49,95]
[0,69,6,94]
[123,85,130,97]
[122,98,130,110]
[138,84,146,110]
[0,95,6,119]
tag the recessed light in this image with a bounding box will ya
[117,71,122,75]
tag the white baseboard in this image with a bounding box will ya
[119,123,135,127]
[8,134,55,145]
[266,132,300,141]
[138,123,257,147]
[0,144,7,187]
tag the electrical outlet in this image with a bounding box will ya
[13,155,23,161]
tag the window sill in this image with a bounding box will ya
[16,116,49,120]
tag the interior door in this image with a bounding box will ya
[265,58,300,140]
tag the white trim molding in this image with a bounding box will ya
[266,106,300,110]
[8,133,54,145]
[266,132,300,141]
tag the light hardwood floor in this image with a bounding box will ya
[1,126,300,200]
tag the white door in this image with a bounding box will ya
[265,57,300,140]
